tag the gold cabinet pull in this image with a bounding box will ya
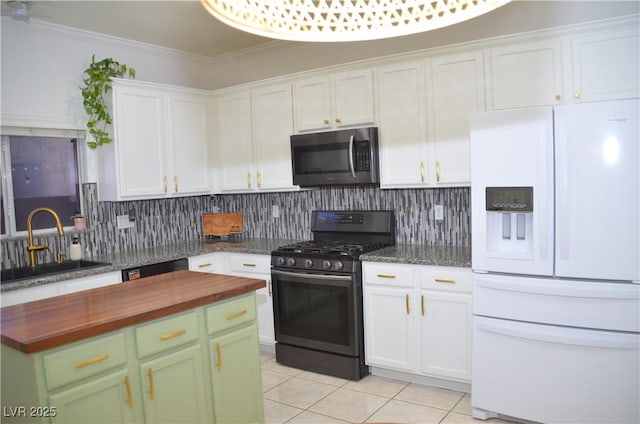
[242,263,256,267]
[335,118,342,124]
[173,176,178,193]
[124,375,134,408]
[268,280,272,297]
[435,278,456,284]
[75,354,108,368]
[555,94,561,101]
[160,329,187,341]
[226,310,248,320]
[247,172,252,189]
[198,263,212,268]
[323,119,330,125]
[421,294,425,316]
[215,342,222,371]
[574,92,581,99]
[405,294,410,315]
[436,161,441,182]
[420,162,425,182]
[376,274,396,279]
[257,171,262,188]
[147,368,155,400]
[162,176,168,193]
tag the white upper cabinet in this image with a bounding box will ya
[251,84,296,191]
[486,39,564,109]
[215,85,298,193]
[216,92,254,192]
[376,60,429,188]
[570,26,640,103]
[293,69,375,132]
[427,51,485,186]
[98,80,210,201]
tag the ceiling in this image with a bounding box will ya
[1,0,277,58]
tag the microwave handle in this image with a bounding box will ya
[348,135,356,178]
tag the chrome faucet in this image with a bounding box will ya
[26,207,64,267]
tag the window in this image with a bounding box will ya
[1,130,83,236]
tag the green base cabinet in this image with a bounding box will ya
[210,323,264,424]
[1,292,264,424]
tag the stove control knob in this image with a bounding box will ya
[276,257,286,266]
[322,260,332,270]
[304,259,314,268]
[333,261,344,271]
[286,257,296,267]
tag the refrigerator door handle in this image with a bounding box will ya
[537,120,553,260]
[556,122,570,260]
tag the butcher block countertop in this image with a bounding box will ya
[0,270,266,354]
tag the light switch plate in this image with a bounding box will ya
[434,205,444,221]
[272,205,280,219]
[117,214,135,230]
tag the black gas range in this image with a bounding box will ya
[270,210,395,380]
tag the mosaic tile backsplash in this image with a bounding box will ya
[1,184,470,268]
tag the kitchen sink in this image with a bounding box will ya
[1,260,112,285]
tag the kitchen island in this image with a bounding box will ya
[1,270,266,423]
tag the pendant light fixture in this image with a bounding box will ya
[201,0,512,42]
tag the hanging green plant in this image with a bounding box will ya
[81,55,136,148]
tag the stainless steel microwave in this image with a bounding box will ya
[290,127,380,187]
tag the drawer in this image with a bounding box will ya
[43,332,126,390]
[136,311,200,358]
[420,266,472,293]
[228,254,270,275]
[189,253,218,273]
[206,293,256,335]
[363,263,415,288]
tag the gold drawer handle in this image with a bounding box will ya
[215,342,222,371]
[242,263,256,267]
[436,161,441,182]
[405,294,410,315]
[147,368,155,400]
[160,329,187,341]
[268,280,272,297]
[420,162,425,182]
[124,375,134,408]
[435,278,456,284]
[377,274,396,279]
[75,354,109,368]
[421,294,425,316]
[174,175,179,193]
[226,309,248,320]
[198,263,213,268]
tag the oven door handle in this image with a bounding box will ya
[348,135,356,179]
[271,269,353,281]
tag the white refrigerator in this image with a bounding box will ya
[470,99,640,424]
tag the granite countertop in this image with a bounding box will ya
[1,238,471,293]
[361,244,471,268]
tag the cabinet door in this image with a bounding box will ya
[428,52,485,186]
[487,39,563,109]
[49,370,136,424]
[217,93,254,192]
[113,85,167,198]
[167,94,210,196]
[376,61,429,188]
[252,84,297,191]
[210,323,264,424]
[571,27,640,102]
[363,286,415,372]
[139,345,209,423]
[333,70,375,127]
[419,290,472,381]
[293,77,332,132]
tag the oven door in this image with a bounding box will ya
[271,269,360,356]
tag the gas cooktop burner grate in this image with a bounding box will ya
[274,240,387,257]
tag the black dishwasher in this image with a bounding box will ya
[121,258,189,281]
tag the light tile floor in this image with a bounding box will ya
[259,352,514,424]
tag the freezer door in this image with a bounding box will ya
[470,108,554,276]
[554,99,640,281]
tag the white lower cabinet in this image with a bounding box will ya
[363,262,472,383]
[189,252,274,347]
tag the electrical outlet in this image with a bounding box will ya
[434,205,444,221]
[272,205,280,218]
[116,214,134,230]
